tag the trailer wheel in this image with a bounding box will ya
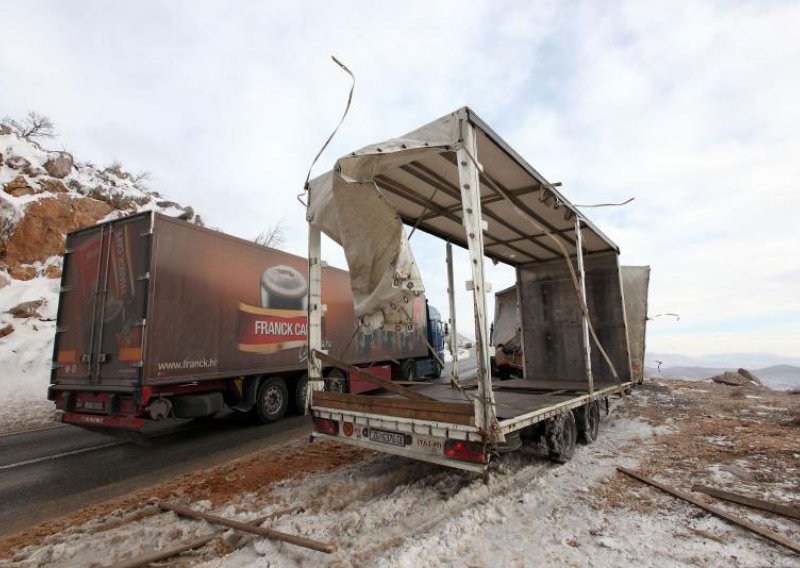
[295,374,308,414]
[325,368,347,393]
[545,411,577,463]
[254,377,289,423]
[430,360,442,379]
[576,400,600,445]
[402,359,416,381]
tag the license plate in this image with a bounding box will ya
[368,429,406,447]
[83,401,104,410]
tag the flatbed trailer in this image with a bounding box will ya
[305,107,649,473]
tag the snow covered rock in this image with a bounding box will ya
[737,367,762,385]
[4,175,35,197]
[43,153,73,178]
[710,370,761,386]
[7,299,44,318]
[4,196,113,264]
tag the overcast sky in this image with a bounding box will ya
[2,1,799,358]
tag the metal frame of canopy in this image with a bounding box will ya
[306,106,631,446]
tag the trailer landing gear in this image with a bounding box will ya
[545,411,577,463]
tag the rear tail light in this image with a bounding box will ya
[342,421,354,436]
[313,418,339,436]
[138,386,153,406]
[444,439,487,463]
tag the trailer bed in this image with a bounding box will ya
[370,378,626,421]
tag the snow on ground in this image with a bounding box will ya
[3,382,798,567]
[2,413,656,567]
[0,273,60,433]
[442,347,471,363]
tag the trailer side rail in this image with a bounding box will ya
[496,382,631,435]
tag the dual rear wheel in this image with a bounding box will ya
[545,400,601,463]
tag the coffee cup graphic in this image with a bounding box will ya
[260,265,308,310]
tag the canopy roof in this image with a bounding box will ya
[340,106,619,267]
[307,107,620,329]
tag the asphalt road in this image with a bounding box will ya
[0,352,477,537]
[0,413,310,536]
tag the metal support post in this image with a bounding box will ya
[307,224,325,411]
[455,116,501,442]
[574,218,594,395]
[445,242,459,383]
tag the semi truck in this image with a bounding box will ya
[48,212,446,434]
[305,107,650,473]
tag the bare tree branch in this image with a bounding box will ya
[254,221,286,249]
[2,111,56,139]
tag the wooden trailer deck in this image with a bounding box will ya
[373,378,621,421]
[312,363,625,428]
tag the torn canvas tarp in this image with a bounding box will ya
[307,111,464,330]
[492,285,521,353]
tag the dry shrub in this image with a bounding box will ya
[728,387,746,399]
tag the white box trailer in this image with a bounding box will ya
[304,107,649,473]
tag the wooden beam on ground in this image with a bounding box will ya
[692,485,800,522]
[313,350,435,401]
[114,506,303,568]
[618,467,800,556]
[158,502,336,554]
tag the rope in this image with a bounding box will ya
[571,197,635,208]
[423,337,471,402]
[649,313,680,321]
[298,55,355,207]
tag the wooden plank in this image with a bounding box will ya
[494,379,617,392]
[313,350,434,401]
[313,392,474,425]
[314,391,473,415]
[692,485,800,521]
[113,506,303,568]
[618,468,800,556]
[159,502,336,554]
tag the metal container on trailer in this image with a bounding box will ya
[49,212,435,429]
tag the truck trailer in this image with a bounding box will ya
[305,107,650,473]
[48,212,445,433]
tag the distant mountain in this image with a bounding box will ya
[646,352,800,369]
[645,363,800,391]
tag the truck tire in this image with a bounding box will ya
[254,377,289,423]
[324,368,347,393]
[430,360,442,379]
[295,374,309,414]
[402,359,416,381]
[545,411,577,463]
[575,400,600,445]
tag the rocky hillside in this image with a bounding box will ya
[0,118,200,432]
